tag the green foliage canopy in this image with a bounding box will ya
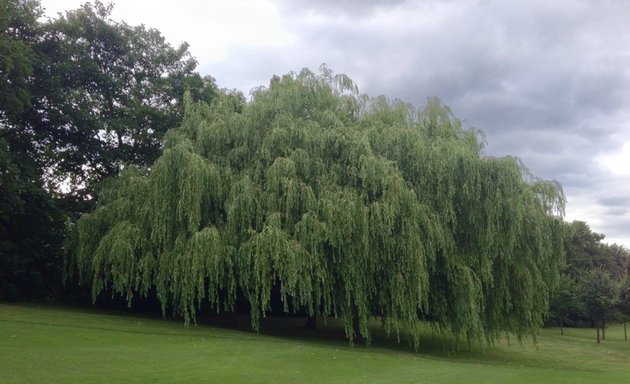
[0,138,65,300]
[2,0,218,204]
[548,274,581,333]
[580,268,618,342]
[1,0,215,299]
[1,1,67,300]
[66,67,566,347]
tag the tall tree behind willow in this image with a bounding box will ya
[0,137,65,300]
[1,0,218,300]
[1,0,67,300]
[66,66,566,348]
[3,0,218,207]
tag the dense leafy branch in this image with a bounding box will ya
[1,0,217,300]
[2,0,217,204]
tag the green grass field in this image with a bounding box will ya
[1,303,628,383]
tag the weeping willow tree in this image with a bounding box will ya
[65,65,565,348]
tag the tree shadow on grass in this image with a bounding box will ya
[198,313,543,368]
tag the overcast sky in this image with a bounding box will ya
[42,0,630,247]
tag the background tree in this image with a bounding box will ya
[1,0,214,299]
[66,67,566,348]
[562,221,629,279]
[3,0,216,208]
[548,221,630,329]
[1,0,65,300]
[581,269,618,343]
[548,274,581,335]
[606,244,630,279]
[618,277,630,341]
[0,0,40,122]
[564,221,609,278]
[0,138,65,300]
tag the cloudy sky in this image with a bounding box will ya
[42,0,630,247]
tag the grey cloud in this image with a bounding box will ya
[602,207,628,217]
[598,214,630,244]
[597,196,630,207]
[275,0,408,16]
[599,196,630,208]
[274,0,629,147]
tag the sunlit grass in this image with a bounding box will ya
[1,304,628,383]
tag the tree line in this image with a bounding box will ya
[2,0,628,347]
[549,220,630,342]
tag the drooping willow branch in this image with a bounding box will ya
[66,65,565,348]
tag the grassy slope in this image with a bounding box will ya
[1,304,628,383]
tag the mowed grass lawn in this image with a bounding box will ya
[1,303,629,383]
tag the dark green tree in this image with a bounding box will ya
[562,221,629,279]
[0,0,40,122]
[0,138,66,300]
[619,277,630,341]
[605,244,630,279]
[581,269,618,343]
[4,1,215,205]
[550,221,630,330]
[548,274,581,335]
[1,0,66,300]
[1,0,214,299]
[563,221,609,278]
[66,67,566,348]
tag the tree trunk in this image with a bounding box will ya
[305,316,317,330]
[352,317,364,344]
[560,318,564,336]
[596,326,600,344]
[602,321,606,340]
[116,129,123,148]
